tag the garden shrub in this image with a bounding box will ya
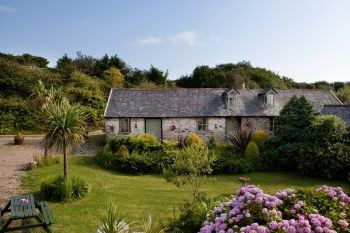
[252,130,269,151]
[227,128,252,154]
[297,115,349,179]
[244,141,260,158]
[117,144,129,158]
[185,132,204,148]
[210,144,266,174]
[207,135,216,150]
[169,195,226,233]
[40,176,71,202]
[33,154,61,167]
[71,176,89,199]
[200,185,350,233]
[40,175,88,202]
[272,96,316,170]
[129,133,160,151]
[162,139,178,150]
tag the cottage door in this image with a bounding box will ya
[145,118,162,140]
[225,117,234,138]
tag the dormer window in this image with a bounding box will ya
[265,93,274,107]
[228,96,235,107]
[222,89,239,109]
[259,88,278,108]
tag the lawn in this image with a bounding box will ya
[22,156,350,233]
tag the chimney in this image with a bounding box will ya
[242,82,246,89]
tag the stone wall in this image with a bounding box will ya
[241,117,271,132]
[105,118,145,135]
[162,117,226,141]
[105,116,272,140]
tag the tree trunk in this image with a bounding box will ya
[44,143,48,158]
[63,141,68,181]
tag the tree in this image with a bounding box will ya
[146,65,168,86]
[73,52,96,76]
[103,67,124,89]
[56,54,76,77]
[28,80,65,157]
[164,146,216,199]
[44,101,88,180]
[297,115,350,178]
[272,96,316,169]
[337,85,350,104]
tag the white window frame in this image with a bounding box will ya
[265,93,274,107]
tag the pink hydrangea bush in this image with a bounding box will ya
[200,185,350,233]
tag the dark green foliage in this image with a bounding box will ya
[0,52,49,68]
[272,96,316,169]
[212,144,265,174]
[297,115,350,178]
[176,62,294,89]
[147,65,168,86]
[40,176,71,202]
[40,175,88,202]
[71,176,89,199]
[168,195,225,233]
[0,98,37,133]
[95,137,175,174]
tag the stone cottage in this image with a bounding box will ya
[104,88,342,141]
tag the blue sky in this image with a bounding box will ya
[1,0,350,82]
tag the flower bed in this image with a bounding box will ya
[200,185,350,233]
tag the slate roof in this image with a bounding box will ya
[321,105,350,127]
[104,88,342,118]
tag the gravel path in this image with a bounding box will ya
[0,136,44,203]
[0,133,103,203]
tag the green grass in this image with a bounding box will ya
[22,156,350,233]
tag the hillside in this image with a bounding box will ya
[0,52,348,134]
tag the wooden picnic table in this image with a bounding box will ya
[0,194,53,232]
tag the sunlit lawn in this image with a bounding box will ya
[22,156,350,233]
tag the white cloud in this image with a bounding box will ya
[168,30,197,46]
[0,5,16,13]
[136,36,163,45]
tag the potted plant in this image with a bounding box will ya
[14,131,24,145]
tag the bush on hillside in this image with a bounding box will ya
[252,130,269,151]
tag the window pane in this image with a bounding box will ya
[120,118,130,133]
[197,118,207,132]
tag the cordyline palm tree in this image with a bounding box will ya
[44,101,88,180]
[29,80,65,157]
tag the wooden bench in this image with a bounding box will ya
[39,202,53,225]
[0,194,53,233]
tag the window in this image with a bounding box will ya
[265,93,274,107]
[197,118,207,132]
[119,118,131,134]
[228,96,235,107]
[269,117,275,132]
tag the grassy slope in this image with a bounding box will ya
[22,156,350,233]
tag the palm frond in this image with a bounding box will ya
[44,101,89,153]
